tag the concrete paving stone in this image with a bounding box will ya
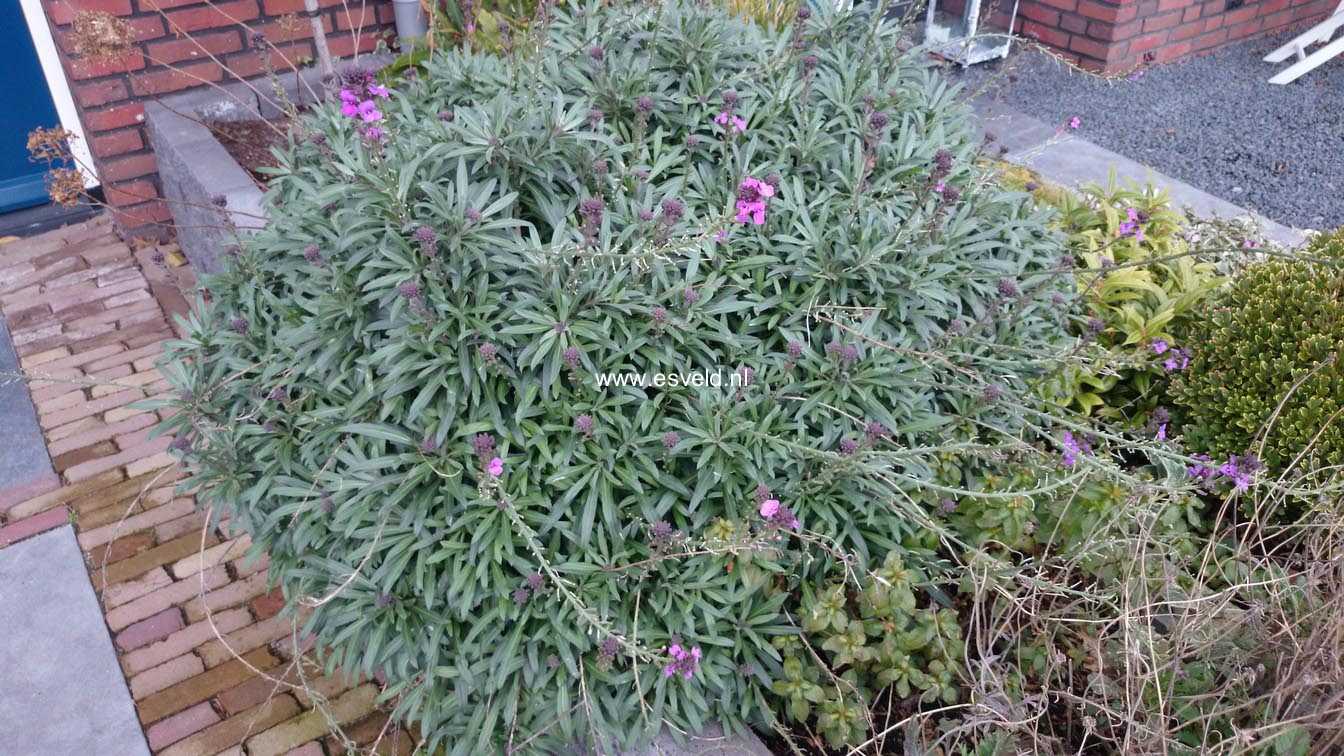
[0,526,151,755]
[0,310,55,495]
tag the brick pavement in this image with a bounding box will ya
[0,215,416,755]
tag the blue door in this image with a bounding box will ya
[0,1,65,213]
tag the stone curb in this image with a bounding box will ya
[972,95,1308,248]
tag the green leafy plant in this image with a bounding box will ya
[1048,178,1224,422]
[158,1,1074,750]
[1169,228,1344,480]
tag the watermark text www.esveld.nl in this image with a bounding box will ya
[594,368,752,389]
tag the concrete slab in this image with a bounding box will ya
[0,311,54,494]
[972,97,1307,248]
[0,526,151,756]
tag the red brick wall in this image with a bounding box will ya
[41,0,395,235]
[945,0,1336,71]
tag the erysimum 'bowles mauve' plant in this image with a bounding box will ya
[159,1,1075,750]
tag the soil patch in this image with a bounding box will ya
[209,117,295,187]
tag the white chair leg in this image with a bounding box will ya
[1264,2,1344,63]
[1268,34,1344,84]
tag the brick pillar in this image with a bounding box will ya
[38,0,395,237]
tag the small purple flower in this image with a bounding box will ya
[262,420,276,432]
[864,421,889,442]
[563,346,581,367]
[399,281,421,299]
[587,45,604,61]
[1025,180,1041,191]
[1151,338,1169,354]
[651,305,668,324]
[526,571,543,591]
[984,385,1002,400]
[375,593,393,608]
[512,588,530,604]
[437,110,454,122]
[839,438,858,455]
[803,55,818,71]
[636,96,654,114]
[1087,317,1105,335]
[179,389,194,402]
[1060,431,1091,467]
[421,435,439,454]
[651,520,673,540]
[479,342,497,359]
[488,456,504,477]
[320,494,334,513]
[841,344,859,364]
[682,289,700,305]
[787,340,803,358]
[575,414,594,436]
[211,194,228,208]
[869,112,888,130]
[941,498,957,513]
[587,108,603,127]
[662,430,680,450]
[171,435,191,451]
[638,208,654,221]
[941,185,961,203]
[664,644,702,680]
[465,208,482,222]
[998,280,1019,298]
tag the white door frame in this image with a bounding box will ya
[16,0,100,188]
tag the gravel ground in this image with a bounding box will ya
[950,30,1344,230]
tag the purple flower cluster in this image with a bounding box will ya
[1060,431,1093,467]
[759,498,800,530]
[1189,453,1261,492]
[664,644,702,680]
[713,90,747,134]
[1118,207,1149,243]
[338,67,389,142]
[734,177,775,225]
[1152,338,1190,371]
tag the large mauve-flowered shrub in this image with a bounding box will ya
[159,1,1075,750]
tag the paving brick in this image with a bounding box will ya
[157,695,301,756]
[77,494,193,551]
[184,570,268,623]
[116,607,185,651]
[91,531,214,589]
[49,411,158,459]
[198,614,296,668]
[16,345,69,368]
[126,449,176,478]
[155,510,210,543]
[137,646,280,725]
[41,388,151,432]
[0,506,70,546]
[252,587,286,620]
[102,566,174,608]
[171,535,252,580]
[0,474,61,515]
[121,607,252,675]
[129,652,205,698]
[63,435,172,482]
[245,684,380,756]
[107,567,232,634]
[101,530,156,563]
[144,701,220,750]
[217,664,304,716]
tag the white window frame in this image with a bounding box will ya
[17,0,100,188]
